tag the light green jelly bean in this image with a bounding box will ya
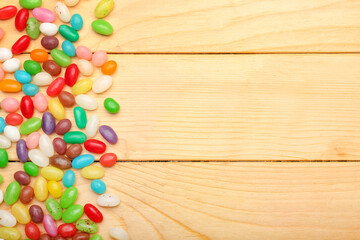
[59,25,79,42]
[0,149,8,168]
[91,19,113,36]
[63,131,87,144]
[76,219,98,234]
[26,17,40,40]
[60,186,78,209]
[104,98,120,114]
[24,60,41,75]
[46,198,63,220]
[95,0,114,18]
[51,49,71,67]
[90,234,103,240]
[19,117,42,135]
[4,181,21,205]
[20,0,42,9]
[24,162,39,177]
[62,204,83,223]
[74,107,87,129]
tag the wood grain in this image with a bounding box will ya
[1,0,360,53]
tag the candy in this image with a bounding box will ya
[74,106,87,129]
[60,186,78,208]
[55,2,71,23]
[1,98,19,113]
[16,140,28,162]
[40,234,52,240]
[48,99,65,120]
[41,36,59,50]
[22,83,40,96]
[86,115,99,138]
[26,17,40,39]
[0,48,12,62]
[26,132,41,149]
[25,222,41,240]
[64,131,87,144]
[29,205,44,223]
[62,170,75,187]
[39,135,55,157]
[92,19,113,36]
[62,204,83,223]
[71,13,83,31]
[58,91,75,107]
[42,59,61,76]
[65,0,79,7]
[53,138,67,155]
[78,59,94,76]
[95,0,114,18]
[0,117,5,133]
[62,40,76,56]
[41,166,63,181]
[4,181,21,205]
[76,46,92,60]
[104,97,120,113]
[2,58,20,72]
[43,215,58,237]
[76,94,98,110]
[0,5,17,20]
[99,153,117,167]
[72,78,93,95]
[76,219,98,233]
[51,49,71,67]
[0,210,17,227]
[6,113,23,126]
[91,179,106,194]
[20,0,42,9]
[58,223,77,238]
[29,149,49,167]
[21,96,34,118]
[14,70,32,83]
[99,125,118,144]
[24,162,39,176]
[4,126,21,142]
[47,77,65,97]
[50,155,72,169]
[47,180,62,198]
[72,154,94,169]
[46,198,63,220]
[55,119,72,135]
[97,193,120,207]
[84,204,103,223]
[93,75,112,93]
[73,232,90,240]
[33,72,52,86]
[32,7,56,22]
[109,227,130,240]
[24,60,42,75]
[64,64,79,86]
[84,139,106,154]
[14,171,30,185]
[19,186,34,204]
[81,166,104,179]
[92,50,107,67]
[42,112,56,135]
[19,117,42,135]
[0,136,11,149]
[59,24,79,42]
[30,49,48,62]
[15,8,29,31]
[101,60,117,75]
[65,144,82,159]
[34,176,48,201]
[40,22,58,36]
[11,35,31,54]
[0,79,22,92]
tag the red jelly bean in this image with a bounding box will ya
[11,35,31,54]
[5,113,23,126]
[84,139,107,154]
[64,64,79,87]
[84,203,103,223]
[0,5,17,20]
[15,8,29,31]
[99,153,117,167]
[58,223,77,238]
[47,77,65,97]
[25,222,41,240]
[20,95,34,119]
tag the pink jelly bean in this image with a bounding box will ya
[1,97,19,113]
[43,215,58,237]
[32,8,56,22]
[33,93,48,112]
[76,46,92,60]
[92,50,107,67]
[0,27,4,40]
[0,67,4,81]
[26,132,41,149]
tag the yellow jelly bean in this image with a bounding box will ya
[48,99,65,120]
[41,166,64,181]
[48,180,63,199]
[95,0,114,18]
[72,78,93,95]
[0,227,21,240]
[80,165,104,179]
[34,176,48,201]
[11,202,30,225]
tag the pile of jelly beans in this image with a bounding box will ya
[0,0,130,239]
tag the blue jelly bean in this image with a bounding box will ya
[14,70,32,84]
[91,179,106,194]
[0,117,5,134]
[72,154,95,169]
[22,83,39,96]
[63,170,76,187]
[61,40,76,57]
[70,14,83,31]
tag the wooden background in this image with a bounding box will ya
[1,0,360,239]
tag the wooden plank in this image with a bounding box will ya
[1,0,360,53]
[2,162,360,239]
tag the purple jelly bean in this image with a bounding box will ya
[42,111,56,135]
[99,125,118,144]
[16,139,28,163]
[43,214,58,237]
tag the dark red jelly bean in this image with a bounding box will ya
[64,64,79,87]
[99,153,117,167]
[20,95,34,119]
[58,223,77,238]
[15,8,29,31]
[84,203,103,223]
[0,5,17,20]
[11,35,31,54]
[53,138,67,155]
[25,222,41,240]
[5,113,23,126]
[84,139,107,154]
[39,234,52,240]
[47,77,65,97]
[14,170,31,185]
[29,205,44,223]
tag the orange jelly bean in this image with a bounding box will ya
[30,49,49,62]
[0,79,22,93]
[101,60,117,75]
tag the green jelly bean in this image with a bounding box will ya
[104,98,120,114]
[23,60,41,75]
[95,0,114,18]
[60,186,78,209]
[63,131,87,144]
[51,49,71,67]
[19,117,42,135]
[91,19,113,36]
[59,25,79,42]
[74,107,87,129]
[76,219,98,234]
[0,149,8,168]
[24,162,39,177]
[90,234,103,240]
[26,17,40,40]
[62,204,83,223]
[46,198,63,220]
[4,181,21,205]
[20,0,42,9]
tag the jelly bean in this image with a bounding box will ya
[40,234,53,240]
[41,36,59,50]
[48,180,62,198]
[99,125,118,144]
[55,119,72,135]
[24,162,39,176]
[64,131,87,144]
[72,78,93,95]
[15,8,29,31]
[26,132,41,149]
[25,222,41,240]
[0,136,11,149]
[0,210,16,227]
[74,107,87,129]
[78,59,94,76]
[81,165,104,180]
[41,166,63,181]
[42,112,56,135]
[59,25,79,42]
[92,19,113,35]
[101,60,117,75]
[0,149,8,168]
[65,0,79,7]
[100,153,117,167]
[20,186,34,204]
[62,170,75,187]
[92,50,107,67]
[20,0,42,9]
[22,83,40,96]
[14,70,31,83]
[76,95,98,111]
[97,193,120,207]
[34,176,48,201]
[84,139,106,154]
[91,179,106,194]
[46,198,62,220]
[0,48,12,62]
[33,72,52,86]
[71,13,83,31]
[29,205,43,223]
[43,214,58,237]
[0,227,21,240]
[39,135,55,157]
[20,117,42,135]
[62,40,76,56]
[76,219,98,233]
[51,49,71,67]
[43,59,61,76]
[0,5,17,20]
[47,77,65,97]
[53,138,67,155]
[5,113,23,126]
[72,154,94,169]
[76,46,92,60]
[33,7,56,22]
[14,171,30,185]
[48,99,65,120]
[62,204,83,223]
[66,144,82,159]
[17,139,28,162]
[109,227,130,240]
[60,186,78,208]
[11,35,31,54]
[0,117,5,133]
[26,17,40,39]
[95,0,114,18]
[93,75,112,93]
[1,98,19,113]
[32,94,47,114]
[21,96,34,118]
[24,60,41,75]
[30,49,48,62]
[0,79,21,92]
[58,91,75,108]
[50,155,71,169]
[86,115,99,138]
[40,22,58,36]
[12,202,31,224]
[58,223,77,238]
[90,234,103,240]
[84,203,103,223]
[104,98,120,114]
[2,58,20,72]
[5,181,21,205]
[29,149,49,167]
[55,2,71,23]
[64,64,79,87]
[73,232,90,240]
[4,126,20,142]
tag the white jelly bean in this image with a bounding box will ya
[32,72,53,86]
[2,58,20,73]
[86,115,99,138]
[29,149,49,167]
[65,0,79,7]
[4,126,20,142]
[109,227,130,240]
[39,135,54,157]
[40,23,59,36]
[0,136,11,149]
[55,2,71,23]
[97,193,120,207]
[77,59,93,76]
[0,190,3,205]
[0,48,12,62]
[0,210,17,227]
[75,95,98,110]
[92,75,113,94]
